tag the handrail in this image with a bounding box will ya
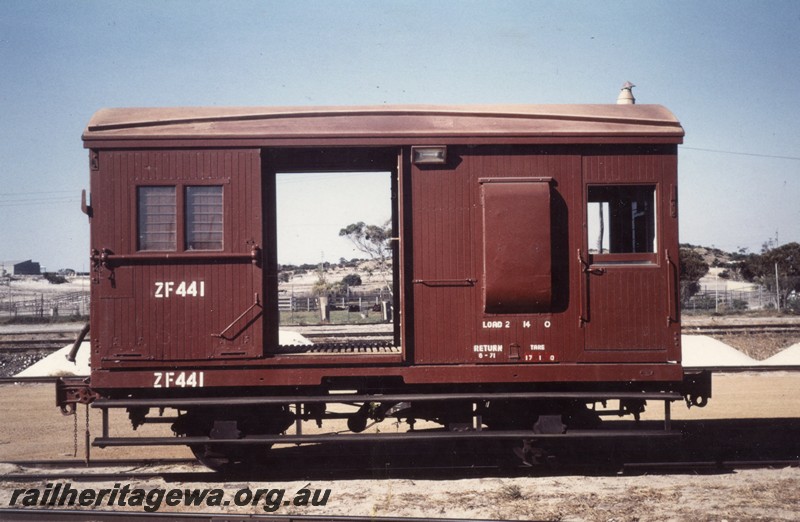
[577,249,588,326]
[91,246,261,267]
[577,249,608,327]
[412,278,477,287]
[665,249,678,326]
[66,322,91,363]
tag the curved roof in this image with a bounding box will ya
[83,104,683,147]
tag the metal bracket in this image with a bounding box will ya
[56,377,99,415]
[577,250,606,276]
[212,293,262,340]
[412,278,477,287]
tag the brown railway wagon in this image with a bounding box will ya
[59,103,710,469]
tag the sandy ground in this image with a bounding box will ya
[1,375,799,520]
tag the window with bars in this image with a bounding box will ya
[137,185,223,251]
[137,186,177,251]
[186,186,224,250]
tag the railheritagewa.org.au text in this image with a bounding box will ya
[9,482,331,513]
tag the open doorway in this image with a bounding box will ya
[263,148,401,355]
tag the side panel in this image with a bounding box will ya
[90,149,263,366]
[408,147,479,364]
[410,146,583,365]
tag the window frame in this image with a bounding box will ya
[137,185,177,252]
[185,185,224,251]
[135,181,226,253]
[586,183,659,266]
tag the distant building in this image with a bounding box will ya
[1,260,42,276]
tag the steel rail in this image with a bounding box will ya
[0,339,71,351]
[683,323,800,334]
[302,331,394,339]
[0,510,508,522]
[3,456,796,483]
[0,471,209,483]
[3,458,196,468]
[622,459,800,474]
[0,330,81,352]
[0,458,211,483]
[684,365,800,373]
[0,376,62,384]
[0,328,83,337]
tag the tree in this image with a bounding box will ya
[740,242,800,310]
[339,219,393,296]
[311,267,332,297]
[341,273,362,287]
[679,248,709,304]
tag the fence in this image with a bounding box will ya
[0,291,90,320]
[1,285,784,320]
[278,293,391,312]
[683,286,779,312]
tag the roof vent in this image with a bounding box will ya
[616,81,636,104]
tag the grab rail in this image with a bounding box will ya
[91,246,261,268]
[665,249,678,326]
[577,249,588,326]
[412,278,477,287]
[577,249,607,326]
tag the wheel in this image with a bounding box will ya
[189,443,272,473]
[173,405,293,472]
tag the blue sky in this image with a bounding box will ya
[1,0,799,270]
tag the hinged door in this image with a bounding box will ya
[91,149,263,364]
[580,152,680,360]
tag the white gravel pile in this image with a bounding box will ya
[15,342,90,377]
[14,330,313,378]
[14,333,793,377]
[279,330,314,346]
[762,343,800,366]
[681,335,758,368]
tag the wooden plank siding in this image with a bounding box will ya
[409,146,585,365]
[90,149,263,366]
[581,147,680,361]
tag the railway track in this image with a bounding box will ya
[0,323,798,380]
[1,322,798,351]
[0,329,80,351]
[684,323,800,335]
[2,451,798,483]
[622,459,800,474]
[0,458,208,482]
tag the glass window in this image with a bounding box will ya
[588,185,656,254]
[186,186,224,250]
[138,186,176,251]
